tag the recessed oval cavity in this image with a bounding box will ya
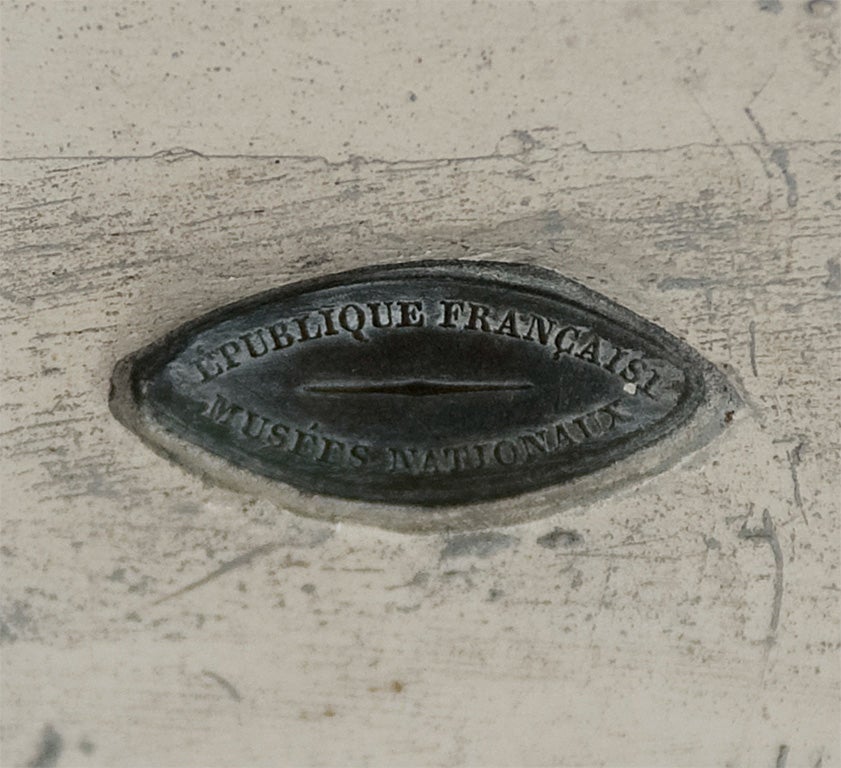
[110,260,740,526]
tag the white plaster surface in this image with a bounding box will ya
[1,2,839,766]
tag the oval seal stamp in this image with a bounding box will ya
[110,260,740,531]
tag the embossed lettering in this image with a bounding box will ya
[494,309,521,339]
[317,437,345,464]
[522,314,556,345]
[242,410,269,439]
[573,331,600,363]
[493,439,519,465]
[269,321,295,350]
[519,429,550,458]
[387,447,425,472]
[318,307,340,336]
[397,300,424,328]
[194,353,225,382]
[367,302,394,328]
[349,444,370,467]
[114,260,719,512]
[438,300,465,328]
[553,327,578,358]
[339,304,367,341]
[240,330,270,358]
[466,303,492,332]
[268,422,291,447]
[294,315,323,342]
[206,394,243,424]
[219,341,242,370]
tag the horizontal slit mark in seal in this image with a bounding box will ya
[301,380,534,397]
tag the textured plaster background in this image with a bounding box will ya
[1,1,839,767]
[2,0,839,159]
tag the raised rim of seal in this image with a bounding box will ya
[109,259,742,533]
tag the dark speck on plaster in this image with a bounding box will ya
[807,0,836,16]
[440,531,517,559]
[758,0,783,12]
[406,571,429,588]
[0,619,16,644]
[537,528,583,548]
[542,209,565,234]
[27,724,63,768]
[78,738,95,755]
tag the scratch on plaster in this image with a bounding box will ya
[749,320,759,376]
[744,106,769,144]
[4,196,82,213]
[739,509,784,637]
[4,139,838,166]
[153,147,209,161]
[748,63,780,106]
[686,87,742,189]
[202,669,242,702]
[152,542,279,605]
[744,107,799,207]
[744,106,778,198]
[786,442,807,524]
[824,257,841,290]
[243,173,290,186]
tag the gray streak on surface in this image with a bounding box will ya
[440,532,517,559]
[824,257,840,291]
[770,148,799,207]
[536,528,583,548]
[26,725,62,768]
